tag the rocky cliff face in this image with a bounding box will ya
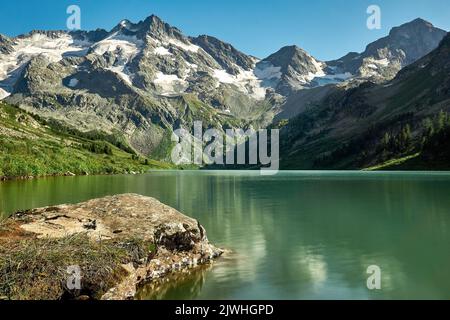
[191,35,257,75]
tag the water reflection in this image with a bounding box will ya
[136,264,213,300]
[1,171,450,299]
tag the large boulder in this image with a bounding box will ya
[3,194,223,300]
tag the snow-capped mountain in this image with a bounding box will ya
[0,16,274,102]
[254,45,349,95]
[269,18,448,120]
[0,15,446,156]
[279,31,450,170]
[0,15,286,155]
[327,18,447,82]
[249,18,446,96]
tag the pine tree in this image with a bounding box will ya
[423,118,434,138]
[381,132,391,148]
[398,124,411,152]
[436,110,448,132]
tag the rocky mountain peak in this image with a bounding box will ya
[327,17,447,82]
[258,45,324,94]
[262,45,322,75]
[140,15,184,40]
[108,14,185,42]
[365,18,446,66]
[389,18,435,36]
[191,35,256,75]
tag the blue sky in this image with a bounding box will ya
[0,0,449,60]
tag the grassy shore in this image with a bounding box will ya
[0,102,173,180]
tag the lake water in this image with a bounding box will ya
[1,171,450,299]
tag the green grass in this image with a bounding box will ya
[149,129,176,161]
[387,67,445,111]
[363,153,421,171]
[0,102,173,179]
[0,228,152,300]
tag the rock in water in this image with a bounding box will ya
[9,194,223,300]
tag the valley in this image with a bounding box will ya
[1,6,450,302]
[0,15,449,174]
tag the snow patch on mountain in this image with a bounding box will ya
[313,72,353,86]
[288,58,327,85]
[0,88,10,100]
[153,72,188,96]
[309,63,353,86]
[310,59,326,79]
[213,69,235,84]
[68,78,79,87]
[92,33,143,57]
[154,46,172,56]
[213,68,268,100]
[0,33,91,83]
[109,66,134,85]
[167,38,200,53]
[254,62,282,80]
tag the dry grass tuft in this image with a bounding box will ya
[0,234,151,300]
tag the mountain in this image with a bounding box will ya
[271,18,448,121]
[0,15,446,163]
[191,35,256,75]
[256,18,446,98]
[255,45,326,95]
[0,15,283,157]
[279,32,450,170]
[327,18,447,83]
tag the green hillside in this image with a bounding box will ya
[0,102,173,180]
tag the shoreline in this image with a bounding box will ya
[3,169,450,183]
[0,169,150,182]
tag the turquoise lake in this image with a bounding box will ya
[1,171,450,299]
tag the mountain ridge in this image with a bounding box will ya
[279,32,450,170]
[0,14,447,166]
[327,18,447,82]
